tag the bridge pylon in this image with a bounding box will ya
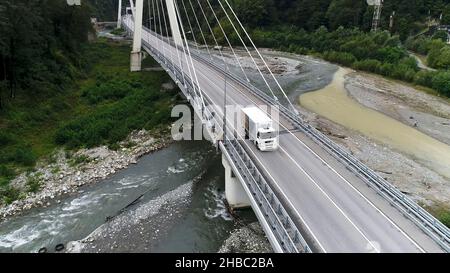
[165,0,184,47]
[117,0,122,29]
[130,0,143,72]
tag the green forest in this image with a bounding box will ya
[0,0,92,107]
[90,0,450,96]
[92,0,450,38]
[202,0,450,97]
[0,1,178,204]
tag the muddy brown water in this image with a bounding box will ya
[300,68,450,179]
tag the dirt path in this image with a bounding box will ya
[408,51,436,71]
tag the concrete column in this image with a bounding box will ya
[117,0,122,28]
[130,0,143,72]
[165,0,184,47]
[222,154,251,210]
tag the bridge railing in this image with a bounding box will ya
[123,16,450,252]
[222,139,312,253]
[123,18,312,253]
[189,46,450,253]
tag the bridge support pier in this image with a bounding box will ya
[130,51,142,72]
[130,0,143,72]
[117,0,122,29]
[222,154,251,210]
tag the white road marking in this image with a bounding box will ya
[135,26,426,252]
[197,70,328,253]
[193,55,425,253]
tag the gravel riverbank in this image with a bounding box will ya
[217,47,450,208]
[218,222,272,253]
[0,128,173,222]
[299,69,450,208]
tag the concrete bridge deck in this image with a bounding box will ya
[123,15,445,253]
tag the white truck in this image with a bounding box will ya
[242,107,279,151]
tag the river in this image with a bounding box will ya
[300,68,450,180]
[0,141,268,253]
[3,48,447,253]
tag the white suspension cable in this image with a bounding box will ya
[179,0,199,52]
[143,0,151,48]
[174,0,206,113]
[172,36,188,89]
[155,0,167,63]
[169,0,197,93]
[129,0,135,18]
[217,0,277,100]
[151,0,162,54]
[195,0,229,71]
[164,3,187,89]
[187,0,213,60]
[147,0,152,29]
[159,0,176,72]
[223,0,298,113]
[205,0,250,83]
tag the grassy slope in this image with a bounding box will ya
[0,38,179,204]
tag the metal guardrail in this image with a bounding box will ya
[123,17,450,252]
[190,46,450,253]
[223,139,312,253]
[123,19,311,253]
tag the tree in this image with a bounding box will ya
[293,0,332,31]
[432,71,450,96]
[427,39,447,68]
[434,46,450,69]
[326,0,364,30]
[441,4,450,25]
[432,30,449,42]
[0,0,92,104]
[233,0,277,27]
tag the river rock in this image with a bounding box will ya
[0,129,173,222]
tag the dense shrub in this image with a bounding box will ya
[323,51,357,67]
[55,71,176,149]
[0,165,14,178]
[352,59,382,73]
[11,147,36,166]
[81,79,134,104]
[427,40,448,69]
[431,71,450,96]
[0,132,15,146]
[432,30,449,42]
[440,211,450,228]
[405,37,434,55]
[429,46,450,70]
[0,40,179,204]
[0,145,36,167]
[26,175,41,193]
[414,70,436,87]
[246,25,450,98]
[0,185,20,205]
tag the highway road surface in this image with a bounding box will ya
[125,17,444,253]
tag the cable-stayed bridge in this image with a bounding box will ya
[118,0,450,253]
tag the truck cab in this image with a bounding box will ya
[242,107,279,152]
[256,127,279,151]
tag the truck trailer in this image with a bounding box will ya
[242,107,279,151]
